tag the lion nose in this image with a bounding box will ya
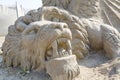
[55,24,68,31]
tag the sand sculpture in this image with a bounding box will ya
[2,0,120,80]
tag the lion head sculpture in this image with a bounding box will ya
[2,5,120,80]
[2,0,120,79]
[2,20,73,70]
[1,7,89,80]
[2,6,89,71]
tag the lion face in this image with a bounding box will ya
[20,21,72,70]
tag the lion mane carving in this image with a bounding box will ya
[2,6,120,75]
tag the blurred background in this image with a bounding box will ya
[0,0,42,36]
[0,0,42,49]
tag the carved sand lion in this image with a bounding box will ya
[2,6,120,80]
